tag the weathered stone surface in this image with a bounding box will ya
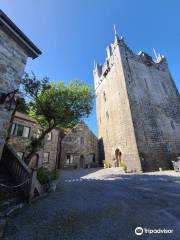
[61,122,99,168]
[94,36,180,172]
[0,28,28,160]
[0,11,41,161]
[8,111,59,170]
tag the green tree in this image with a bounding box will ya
[21,73,94,162]
[16,97,29,114]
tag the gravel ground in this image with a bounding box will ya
[3,168,180,240]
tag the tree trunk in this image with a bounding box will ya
[25,125,55,163]
[56,130,65,169]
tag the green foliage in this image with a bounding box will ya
[20,73,94,160]
[30,80,94,129]
[49,169,59,181]
[37,167,49,185]
[21,72,50,99]
[16,97,29,114]
[103,160,111,168]
[120,161,127,172]
[37,167,59,185]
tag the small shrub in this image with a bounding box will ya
[49,169,59,181]
[103,160,111,168]
[120,161,127,172]
[37,167,59,184]
[37,167,49,184]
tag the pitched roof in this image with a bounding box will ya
[0,10,41,58]
[14,111,36,123]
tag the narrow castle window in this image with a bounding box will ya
[103,91,106,101]
[171,121,175,130]
[80,136,84,144]
[106,111,109,119]
[161,82,168,95]
[144,78,149,89]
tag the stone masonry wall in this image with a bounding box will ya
[8,112,59,170]
[0,29,28,159]
[120,43,180,171]
[94,36,180,172]
[94,38,142,172]
[61,123,99,168]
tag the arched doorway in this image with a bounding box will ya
[114,148,122,167]
[79,155,85,168]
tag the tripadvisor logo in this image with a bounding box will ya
[135,226,174,235]
[135,227,143,235]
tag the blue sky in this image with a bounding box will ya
[0,0,180,135]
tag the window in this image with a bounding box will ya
[17,152,24,160]
[103,91,106,102]
[144,78,149,89]
[15,124,24,136]
[80,136,84,145]
[11,123,30,138]
[43,152,50,164]
[47,132,52,141]
[161,82,168,95]
[106,111,109,119]
[171,121,175,130]
[70,155,73,164]
[66,155,73,165]
[23,126,30,138]
[10,123,16,135]
[66,155,70,164]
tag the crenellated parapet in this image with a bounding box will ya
[94,34,169,90]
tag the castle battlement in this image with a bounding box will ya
[94,35,168,91]
[94,33,180,172]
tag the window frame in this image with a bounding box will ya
[23,126,30,138]
[66,154,74,165]
[80,136,85,145]
[11,123,31,138]
[10,123,16,135]
[43,152,50,164]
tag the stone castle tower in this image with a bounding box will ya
[93,33,180,172]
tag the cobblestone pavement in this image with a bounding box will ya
[4,168,180,240]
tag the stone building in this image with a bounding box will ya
[93,33,180,172]
[0,10,41,160]
[8,111,59,170]
[61,122,99,168]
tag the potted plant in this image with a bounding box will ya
[120,161,127,173]
[37,167,59,192]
